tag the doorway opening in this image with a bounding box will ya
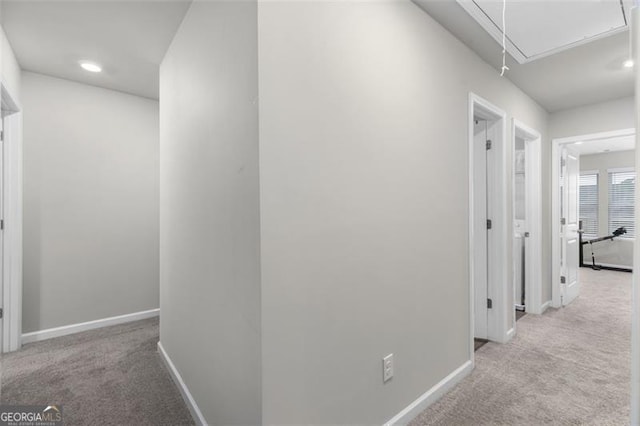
[552,128,636,308]
[469,93,510,359]
[512,120,543,320]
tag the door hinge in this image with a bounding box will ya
[487,219,492,230]
[524,231,530,238]
[560,276,566,284]
[486,140,492,150]
[561,158,566,168]
[560,218,566,225]
[0,308,4,319]
[2,219,5,230]
[487,298,493,309]
[0,130,4,142]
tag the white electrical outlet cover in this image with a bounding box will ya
[383,354,394,382]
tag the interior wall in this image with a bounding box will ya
[22,71,159,332]
[258,2,548,423]
[549,96,635,139]
[159,1,261,424]
[580,150,635,268]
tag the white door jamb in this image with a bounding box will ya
[1,81,22,353]
[469,92,511,363]
[512,119,543,314]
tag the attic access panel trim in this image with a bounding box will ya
[456,0,630,64]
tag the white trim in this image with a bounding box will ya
[607,167,636,173]
[468,95,476,363]
[512,119,543,316]
[540,300,552,314]
[552,140,561,308]
[596,262,633,270]
[21,308,159,344]
[580,170,600,176]
[506,327,515,340]
[157,342,207,426]
[1,80,22,353]
[469,93,511,347]
[383,360,473,426]
[552,128,636,309]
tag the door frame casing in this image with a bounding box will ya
[551,128,635,308]
[512,119,543,314]
[468,92,511,365]
[1,81,22,353]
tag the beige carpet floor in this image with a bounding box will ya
[411,268,631,426]
[0,317,194,426]
[0,269,631,425]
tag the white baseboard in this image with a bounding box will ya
[22,308,160,344]
[506,327,516,341]
[158,341,207,426]
[540,300,552,314]
[384,360,473,425]
[594,262,633,270]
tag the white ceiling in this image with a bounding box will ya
[1,0,634,109]
[0,0,192,100]
[413,0,635,112]
[570,134,635,155]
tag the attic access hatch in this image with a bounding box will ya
[456,0,632,64]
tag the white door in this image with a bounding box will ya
[474,119,489,338]
[560,146,580,306]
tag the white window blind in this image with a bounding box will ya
[608,170,635,238]
[579,173,598,238]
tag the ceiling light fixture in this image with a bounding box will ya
[624,59,634,68]
[575,142,584,145]
[79,61,102,73]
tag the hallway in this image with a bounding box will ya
[412,268,631,425]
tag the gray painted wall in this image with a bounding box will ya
[580,150,635,268]
[159,1,261,424]
[258,2,547,423]
[22,71,159,332]
[549,96,634,139]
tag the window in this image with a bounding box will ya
[579,173,598,238]
[608,169,635,238]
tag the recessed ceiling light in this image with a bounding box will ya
[623,59,634,69]
[575,142,583,145]
[79,61,102,73]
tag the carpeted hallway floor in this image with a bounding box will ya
[0,268,631,425]
[0,317,194,425]
[411,268,631,426]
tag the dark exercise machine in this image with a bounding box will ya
[579,224,632,272]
